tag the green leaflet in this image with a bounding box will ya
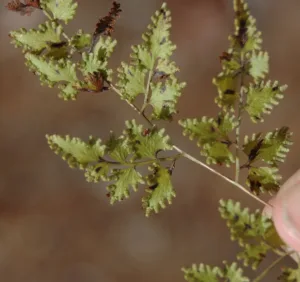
[182,262,249,282]
[248,51,269,80]
[108,168,144,204]
[70,30,92,51]
[246,167,281,195]
[150,78,186,120]
[259,127,293,165]
[179,114,237,166]
[117,63,147,101]
[213,72,239,111]
[242,127,293,166]
[219,199,281,270]
[143,165,175,216]
[245,81,287,122]
[280,267,300,282]
[10,21,63,52]
[41,0,78,23]
[117,3,185,120]
[46,135,106,169]
[229,0,262,53]
[25,53,79,100]
[125,120,172,159]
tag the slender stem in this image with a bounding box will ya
[141,70,153,112]
[235,64,245,183]
[172,145,270,207]
[110,83,271,208]
[253,251,294,282]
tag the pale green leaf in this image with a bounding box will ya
[245,81,287,122]
[143,165,175,216]
[280,267,300,282]
[248,51,269,79]
[80,52,107,76]
[108,168,144,204]
[71,30,92,51]
[182,264,222,282]
[259,127,293,165]
[85,163,110,183]
[106,134,132,163]
[125,120,172,159]
[237,243,270,270]
[10,21,63,52]
[203,142,234,166]
[229,0,262,53]
[213,72,238,111]
[93,36,117,61]
[246,167,281,195]
[149,77,186,120]
[25,53,79,100]
[219,199,273,243]
[223,262,250,282]
[41,0,78,23]
[117,63,147,101]
[46,135,106,169]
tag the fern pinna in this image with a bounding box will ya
[6,0,299,281]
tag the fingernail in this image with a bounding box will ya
[273,184,300,252]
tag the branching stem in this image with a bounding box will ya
[110,83,271,208]
[141,70,154,113]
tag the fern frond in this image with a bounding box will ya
[245,81,287,122]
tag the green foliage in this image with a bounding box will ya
[182,262,249,282]
[280,267,300,282]
[41,0,78,23]
[47,120,176,214]
[117,3,186,120]
[10,21,63,53]
[6,0,297,281]
[219,199,284,270]
[245,81,287,123]
[179,114,237,166]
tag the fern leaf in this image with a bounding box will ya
[149,77,186,120]
[182,262,249,282]
[230,0,262,53]
[219,199,273,243]
[280,267,300,282]
[260,127,293,165]
[40,0,78,23]
[46,135,106,169]
[10,21,63,52]
[246,167,281,195]
[179,114,237,165]
[117,3,185,120]
[117,63,147,101]
[108,168,144,204]
[219,199,277,269]
[182,264,222,281]
[213,72,238,111]
[223,262,250,282]
[85,163,110,183]
[125,120,172,159]
[245,81,287,122]
[142,165,175,216]
[71,30,92,51]
[25,53,79,100]
[248,51,269,80]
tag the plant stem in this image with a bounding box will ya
[172,145,270,207]
[235,66,245,183]
[110,84,271,208]
[253,251,294,282]
[141,70,154,113]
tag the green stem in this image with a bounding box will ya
[141,70,154,113]
[253,251,294,282]
[110,84,271,208]
[235,65,245,183]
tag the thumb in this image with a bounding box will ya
[272,169,300,252]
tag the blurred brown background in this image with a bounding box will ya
[1,0,300,281]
